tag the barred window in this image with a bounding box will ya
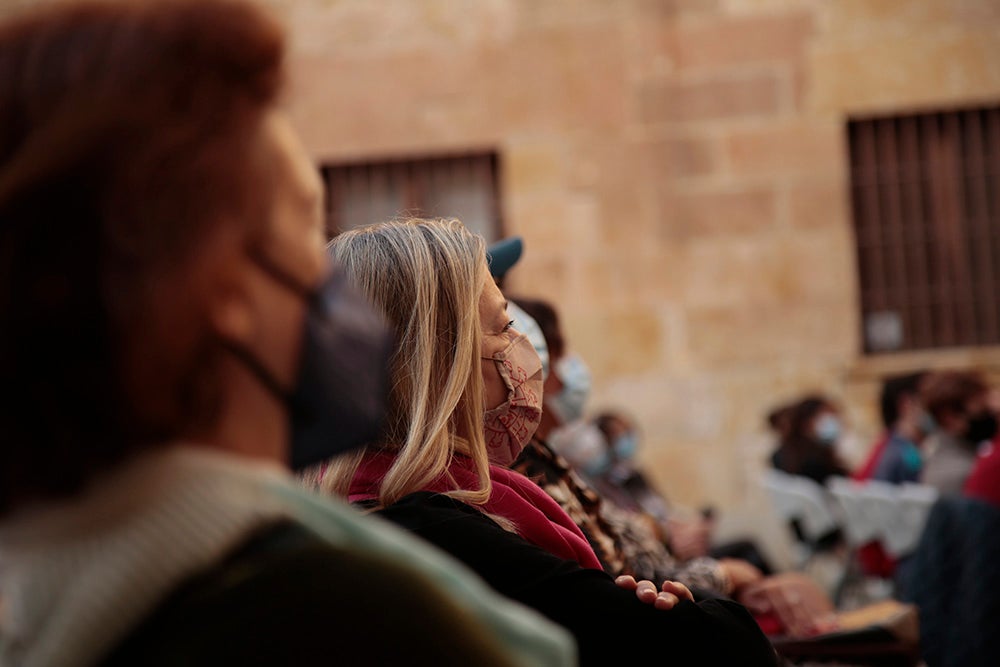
[321,152,503,241]
[849,105,1000,353]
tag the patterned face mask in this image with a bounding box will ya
[482,332,544,466]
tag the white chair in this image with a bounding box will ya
[888,484,938,557]
[762,470,840,563]
[825,477,938,559]
[827,477,881,547]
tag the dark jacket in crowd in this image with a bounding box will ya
[903,497,1000,667]
[771,440,848,485]
[512,438,732,594]
[376,492,780,667]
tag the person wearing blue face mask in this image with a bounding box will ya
[770,396,850,485]
[814,413,842,447]
[853,372,931,580]
[612,430,640,460]
[548,353,593,424]
[868,372,931,484]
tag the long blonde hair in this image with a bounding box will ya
[315,218,492,508]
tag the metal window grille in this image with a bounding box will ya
[849,105,1000,354]
[321,152,503,241]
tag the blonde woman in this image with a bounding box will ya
[308,219,778,667]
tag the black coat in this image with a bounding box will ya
[377,492,780,667]
[903,497,1000,667]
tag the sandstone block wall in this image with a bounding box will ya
[265,0,1000,511]
[2,0,990,516]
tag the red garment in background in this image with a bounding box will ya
[964,440,1000,507]
[853,433,897,578]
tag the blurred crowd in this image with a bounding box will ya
[768,370,999,497]
[0,1,995,667]
[764,369,1000,663]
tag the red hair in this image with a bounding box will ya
[0,0,285,512]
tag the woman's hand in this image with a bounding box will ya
[615,575,694,611]
[667,517,712,560]
[718,558,764,592]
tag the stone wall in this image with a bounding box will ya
[264,0,1000,511]
[5,0,995,513]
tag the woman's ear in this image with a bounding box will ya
[205,239,257,346]
[211,289,254,343]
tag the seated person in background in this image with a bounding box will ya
[515,364,745,594]
[905,439,1000,667]
[869,372,931,484]
[509,298,717,568]
[853,372,929,579]
[309,218,779,666]
[921,370,997,495]
[515,419,840,638]
[510,297,836,637]
[0,4,567,666]
[770,396,849,484]
[767,403,795,448]
[591,411,773,575]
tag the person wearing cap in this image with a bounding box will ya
[488,236,550,379]
[491,238,594,432]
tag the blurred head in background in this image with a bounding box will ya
[594,411,639,464]
[790,396,842,448]
[879,371,931,443]
[770,395,848,483]
[922,370,996,446]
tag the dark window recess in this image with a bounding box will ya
[321,152,503,241]
[848,105,1000,353]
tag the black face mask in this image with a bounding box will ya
[964,412,998,445]
[225,255,392,470]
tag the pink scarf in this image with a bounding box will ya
[348,450,602,570]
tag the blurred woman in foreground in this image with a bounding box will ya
[0,2,572,665]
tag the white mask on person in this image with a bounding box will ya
[814,414,841,446]
[547,353,592,424]
[549,420,609,477]
[508,302,550,380]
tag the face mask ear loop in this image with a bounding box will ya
[248,247,313,299]
[220,340,294,408]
